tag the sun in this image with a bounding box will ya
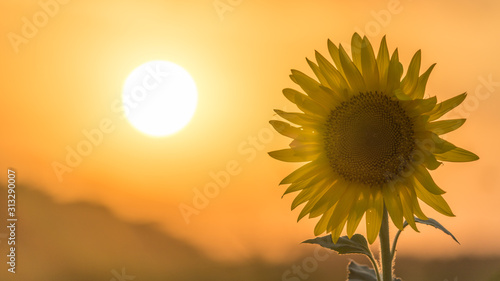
[122,60,198,137]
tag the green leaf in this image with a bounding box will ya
[302,234,372,257]
[348,261,378,281]
[404,217,459,244]
[347,261,403,281]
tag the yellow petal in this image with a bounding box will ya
[282,168,333,196]
[427,93,467,121]
[327,184,359,232]
[360,36,380,90]
[434,147,479,162]
[382,184,404,230]
[306,58,330,88]
[315,51,350,95]
[314,205,335,236]
[270,121,319,143]
[282,179,310,196]
[309,179,348,218]
[432,136,458,154]
[280,160,321,185]
[422,152,442,170]
[291,69,335,108]
[339,44,366,93]
[366,190,384,244]
[298,181,332,221]
[394,88,412,101]
[414,165,446,195]
[351,33,363,71]
[330,219,348,243]
[411,63,435,99]
[399,185,419,232]
[413,201,429,220]
[346,189,369,237]
[327,39,345,78]
[413,178,454,216]
[385,49,402,95]
[319,85,347,104]
[274,109,320,127]
[291,143,323,157]
[282,88,328,117]
[401,50,421,97]
[269,120,300,139]
[426,119,466,135]
[377,36,390,90]
[291,179,327,210]
[268,148,318,162]
[406,181,428,220]
[402,96,437,117]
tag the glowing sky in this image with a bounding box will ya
[1,0,499,262]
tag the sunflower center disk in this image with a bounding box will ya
[324,92,415,186]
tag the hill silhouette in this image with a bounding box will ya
[0,186,499,281]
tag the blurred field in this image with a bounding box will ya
[0,186,499,281]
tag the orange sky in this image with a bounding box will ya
[1,0,500,263]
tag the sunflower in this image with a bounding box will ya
[269,33,479,244]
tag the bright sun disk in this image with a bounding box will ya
[122,60,198,137]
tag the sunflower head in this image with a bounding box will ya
[269,33,479,244]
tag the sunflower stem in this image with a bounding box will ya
[379,205,392,281]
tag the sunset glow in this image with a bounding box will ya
[1,0,499,280]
